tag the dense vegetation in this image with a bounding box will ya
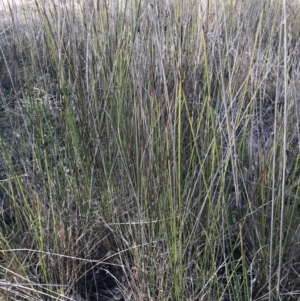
[0,0,300,300]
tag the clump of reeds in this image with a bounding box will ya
[0,0,300,300]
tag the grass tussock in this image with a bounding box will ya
[1,0,300,300]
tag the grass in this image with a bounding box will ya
[0,0,300,300]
